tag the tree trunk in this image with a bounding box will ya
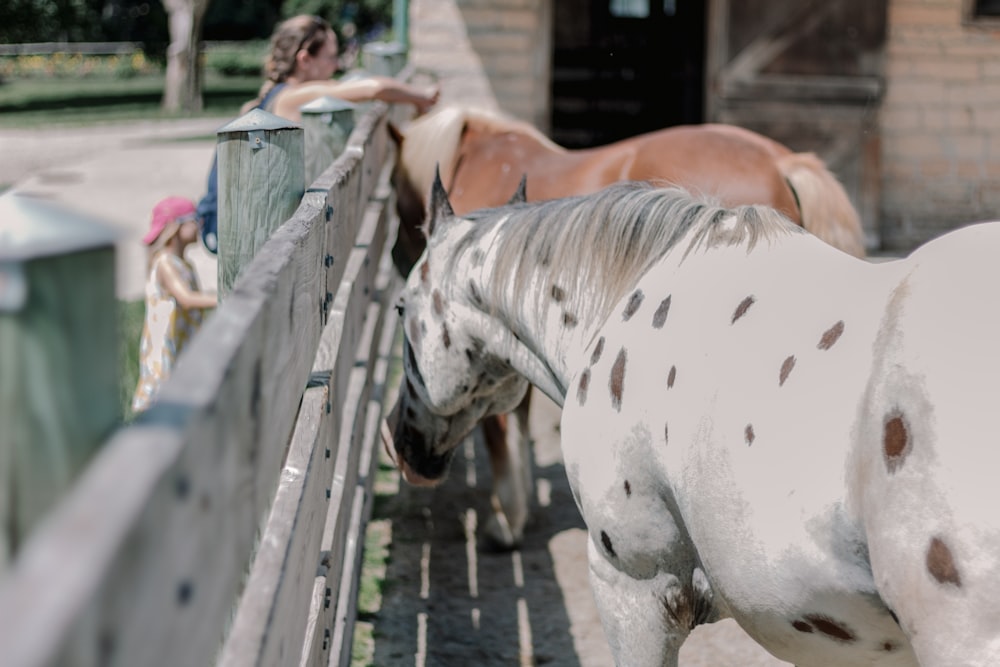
[161,0,211,113]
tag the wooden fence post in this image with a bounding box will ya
[362,41,407,77]
[216,108,304,299]
[0,194,119,569]
[300,96,357,185]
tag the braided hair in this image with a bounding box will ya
[245,15,333,111]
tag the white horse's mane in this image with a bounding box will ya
[456,182,804,331]
[399,105,566,204]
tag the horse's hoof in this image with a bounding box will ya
[481,514,521,553]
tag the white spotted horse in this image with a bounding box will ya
[388,103,867,551]
[382,176,1000,666]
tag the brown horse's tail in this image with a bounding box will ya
[777,152,867,258]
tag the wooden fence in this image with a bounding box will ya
[0,63,416,667]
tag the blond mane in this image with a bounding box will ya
[399,105,566,204]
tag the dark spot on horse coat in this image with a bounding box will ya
[804,615,856,642]
[927,537,962,587]
[792,620,814,634]
[466,348,475,362]
[779,355,796,386]
[471,249,485,267]
[883,641,899,652]
[432,289,444,316]
[442,324,451,349]
[818,320,845,350]
[624,480,631,497]
[577,369,591,405]
[745,424,755,446]
[563,311,578,328]
[732,295,756,324]
[664,422,669,446]
[551,284,566,302]
[667,365,677,388]
[420,260,430,284]
[601,530,617,558]
[623,290,644,320]
[652,295,672,329]
[591,337,605,365]
[883,413,911,474]
[610,348,627,411]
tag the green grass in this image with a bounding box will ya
[0,73,260,128]
[118,298,145,422]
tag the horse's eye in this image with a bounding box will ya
[395,299,405,316]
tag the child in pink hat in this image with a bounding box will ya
[131,196,217,414]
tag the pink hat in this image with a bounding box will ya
[143,196,197,244]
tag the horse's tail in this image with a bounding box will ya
[777,152,867,258]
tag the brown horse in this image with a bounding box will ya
[387,104,866,550]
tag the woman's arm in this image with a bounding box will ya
[158,258,218,311]
[274,76,439,120]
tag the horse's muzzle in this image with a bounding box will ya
[379,407,444,488]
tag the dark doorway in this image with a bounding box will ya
[550,0,706,147]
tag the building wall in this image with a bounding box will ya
[409,0,1000,251]
[409,0,552,130]
[880,0,1000,249]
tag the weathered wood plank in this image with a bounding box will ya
[217,111,305,298]
[350,106,391,209]
[0,73,408,667]
[216,381,334,667]
[0,196,326,667]
[305,145,364,327]
[719,73,883,102]
[298,301,395,667]
[312,273,397,667]
[300,198,395,667]
[301,97,356,185]
[0,244,119,567]
[329,274,400,667]
[216,155,393,667]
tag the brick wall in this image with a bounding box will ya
[409,0,552,130]
[881,0,1000,248]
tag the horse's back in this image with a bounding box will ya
[562,222,1000,664]
[614,124,801,220]
[849,221,1000,664]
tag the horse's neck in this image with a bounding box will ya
[458,225,631,407]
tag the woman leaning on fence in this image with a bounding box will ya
[197,14,440,253]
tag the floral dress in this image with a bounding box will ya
[131,253,206,413]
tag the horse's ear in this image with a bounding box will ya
[507,174,528,205]
[387,121,404,147]
[426,164,455,237]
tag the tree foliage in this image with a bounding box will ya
[0,1,168,58]
[1,0,394,47]
[279,0,394,41]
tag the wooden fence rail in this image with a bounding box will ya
[0,60,415,667]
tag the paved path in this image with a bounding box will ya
[0,118,225,300]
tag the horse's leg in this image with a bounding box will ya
[480,390,533,550]
[587,537,691,667]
